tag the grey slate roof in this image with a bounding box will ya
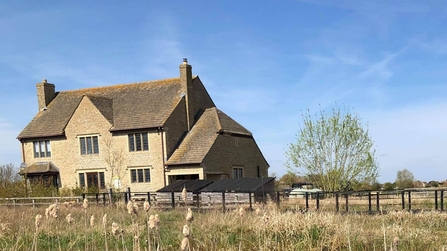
[199,177,275,193]
[156,179,214,193]
[18,78,187,139]
[166,107,252,165]
[157,177,275,193]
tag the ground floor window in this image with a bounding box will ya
[79,172,105,189]
[232,167,244,178]
[130,168,151,183]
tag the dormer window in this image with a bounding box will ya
[33,140,51,158]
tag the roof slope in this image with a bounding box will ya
[18,78,184,139]
[200,177,275,193]
[19,162,60,175]
[166,107,252,165]
[156,179,214,193]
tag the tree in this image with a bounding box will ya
[0,163,20,187]
[285,105,379,192]
[102,135,126,191]
[395,169,414,189]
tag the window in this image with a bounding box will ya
[128,132,149,152]
[233,167,244,178]
[78,172,105,189]
[130,168,151,183]
[79,136,99,155]
[33,140,51,158]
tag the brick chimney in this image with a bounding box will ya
[36,79,55,111]
[179,58,193,130]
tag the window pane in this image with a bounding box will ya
[79,173,85,188]
[80,138,86,155]
[130,170,137,183]
[144,169,150,182]
[137,169,144,183]
[93,136,99,154]
[135,133,142,151]
[46,140,51,157]
[39,141,45,157]
[128,134,135,151]
[86,137,93,154]
[34,142,39,158]
[99,172,105,189]
[142,133,149,151]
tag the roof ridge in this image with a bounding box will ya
[62,77,181,94]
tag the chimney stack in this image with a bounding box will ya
[179,58,193,130]
[36,79,55,111]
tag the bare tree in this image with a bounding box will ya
[0,163,20,187]
[395,169,414,189]
[286,105,379,192]
[102,135,126,191]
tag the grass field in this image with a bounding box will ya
[1,200,447,251]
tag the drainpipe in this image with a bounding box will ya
[159,127,167,187]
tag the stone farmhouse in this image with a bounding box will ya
[17,59,269,191]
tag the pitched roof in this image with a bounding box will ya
[166,107,252,165]
[18,78,187,139]
[19,162,59,175]
[156,177,275,193]
[156,179,214,193]
[199,177,275,193]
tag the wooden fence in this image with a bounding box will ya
[1,188,447,214]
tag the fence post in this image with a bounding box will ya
[196,192,200,209]
[127,187,131,201]
[147,192,151,206]
[82,193,85,201]
[408,191,411,211]
[401,191,405,210]
[102,193,106,206]
[316,192,320,210]
[109,188,113,205]
[376,192,380,212]
[276,191,280,209]
[441,190,444,211]
[249,192,253,211]
[32,199,36,208]
[345,193,349,212]
[335,193,339,212]
[171,191,175,209]
[96,193,99,204]
[222,191,226,213]
[305,192,309,211]
[368,191,372,212]
[435,190,439,210]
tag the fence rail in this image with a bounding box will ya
[1,188,447,214]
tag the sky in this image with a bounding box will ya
[1,0,446,183]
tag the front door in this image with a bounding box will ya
[86,172,98,189]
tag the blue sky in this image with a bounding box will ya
[1,0,446,183]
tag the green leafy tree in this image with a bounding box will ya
[286,106,379,192]
[395,169,414,189]
[382,182,396,191]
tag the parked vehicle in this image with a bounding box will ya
[287,182,324,199]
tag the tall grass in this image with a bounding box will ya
[1,202,447,250]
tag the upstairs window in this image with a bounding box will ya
[79,136,99,155]
[33,140,51,158]
[232,167,244,178]
[130,168,151,183]
[128,132,149,152]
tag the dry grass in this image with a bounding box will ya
[0,202,447,250]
